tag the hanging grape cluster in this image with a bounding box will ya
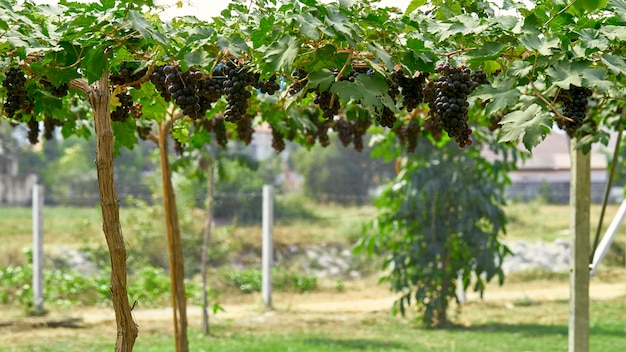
[39,78,69,98]
[2,58,496,151]
[424,63,486,148]
[394,118,421,152]
[111,91,133,122]
[271,126,286,153]
[392,70,428,112]
[223,62,255,122]
[110,62,148,87]
[303,109,331,147]
[236,114,255,145]
[164,65,204,118]
[556,85,593,137]
[43,115,62,140]
[252,73,280,95]
[2,67,33,119]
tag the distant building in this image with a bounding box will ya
[0,142,37,205]
[505,131,616,204]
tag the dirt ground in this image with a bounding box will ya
[1,276,625,348]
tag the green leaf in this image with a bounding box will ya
[519,34,560,56]
[573,0,609,12]
[128,10,169,45]
[366,42,393,71]
[262,35,299,73]
[172,118,190,144]
[296,13,323,41]
[331,74,393,112]
[472,78,521,115]
[599,25,626,40]
[112,119,138,153]
[601,54,626,76]
[581,68,613,91]
[307,69,335,92]
[545,61,589,89]
[506,60,533,78]
[498,104,551,151]
[575,28,609,51]
[82,45,109,83]
[405,0,426,14]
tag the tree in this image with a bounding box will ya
[1,0,625,350]
[358,133,518,327]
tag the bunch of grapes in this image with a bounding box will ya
[223,63,255,122]
[333,118,353,147]
[236,114,255,145]
[197,74,225,103]
[39,78,69,98]
[303,109,331,147]
[111,91,133,122]
[288,69,308,96]
[373,75,401,128]
[110,62,148,87]
[557,85,592,137]
[27,116,39,144]
[470,69,489,89]
[394,119,420,152]
[351,118,371,152]
[129,103,143,119]
[137,125,153,140]
[150,65,172,102]
[212,116,228,147]
[314,89,341,119]
[270,127,286,153]
[392,70,428,112]
[164,66,204,118]
[43,115,62,140]
[252,73,280,95]
[424,63,475,147]
[3,67,33,119]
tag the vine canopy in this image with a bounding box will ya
[0,0,625,153]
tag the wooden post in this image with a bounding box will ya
[262,185,274,308]
[32,183,44,315]
[158,121,189,352]
[569,138,590,352]
[201,157,214,334]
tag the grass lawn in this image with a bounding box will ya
[2,296,625,352]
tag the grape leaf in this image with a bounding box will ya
[331,74,394,113]
[575,28,609,51]
[405,0,427,15]
[472,78,521,115]
[573,0,609,12]
[505,60,533,78]
[295,13,323,40]
[546,61,588,89]
[128,10,169,45]
[262,35,299,73]
[601,54,626,76]
[498,104,551,151]
[519,34,560,56]
[581,68,614,91]
[307,69,335,92]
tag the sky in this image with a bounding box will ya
[33,0,414,21]
[153,0,413,21]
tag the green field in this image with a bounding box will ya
[1,202,625,351]
[2,296,625,352]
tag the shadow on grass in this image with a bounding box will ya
[456,323,623,337]
[304,337,407,350]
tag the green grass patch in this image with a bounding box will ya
[4,297,626,351]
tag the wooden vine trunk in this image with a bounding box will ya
[81,72,138,351]
[158,122,189,352]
